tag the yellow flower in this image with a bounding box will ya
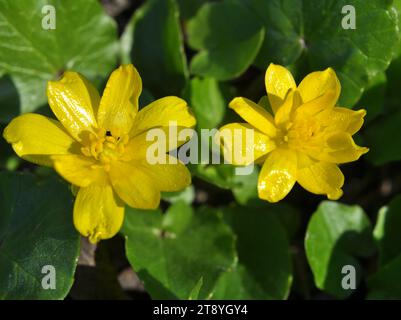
[219,64,368,203]
[3,64,196,243]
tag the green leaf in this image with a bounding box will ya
[178,0,208,20]
[0,172,80,299]
[187,0,265,80]
[122,203,236,299]
[367,196,401,298]
[373,196,401,267]
[190,163,236,190]
[364,109,401,165]
[162,186,195,205]
[0,0,118,113]
[368,255,401,299]
[212,206,293,299]
[357,72,386,123]
[121,0,188,97]
[305,201,376,298]
[0,124,19,171]
[385,55,401,110]
[368,196,401,298]
[188,277,203,300]
[243,0,303,68]
[392,0,401,58]
[162,201,193,234]
[243,0,399,107]
[139,88,155,108]
[183,77,227,130]
[0,76,19,123]
[272,203,302,242]
[362,51,401,166]
[231,166,260,205]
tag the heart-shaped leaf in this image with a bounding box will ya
[212,205,293,299]
[187,0,265,80]
[122,202,236,299]
[305,201,376,298]
[242,0,399,107]
[0,172,80,299]
[120,0,188,98]
[0,0,118,113]
[368,196,401,298]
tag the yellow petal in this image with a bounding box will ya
[138,156,191,192]
[47,71,99,142]
[297,67,340,104]
[123,126,193,162]
[302,134,369,164]
[109,161,160,209]
[258,148,297,202]
[229,97,277,137]
[97,64,142,136]
[265,63,296,113]
[52,154,108,187]
[130,96,195,137]
[218,123,275,165]
[274,89,302,126]
[316,107,367,135]
[306,132,368,164]
[323,132,369,163]
[74,184,124,243]
[3,113,78,166]
[297,154,344,200]
[295,89,338,117]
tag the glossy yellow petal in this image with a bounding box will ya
[323,132,369,163]
[258,148,297,202]
[123,126,192,162]
[47,71,99,142]
[3,113,78,166]
[229,97,276,137]
[74,184,124,243]
[97,64,142,137]
[297,67,340,104]
[109,161,160,209]
[275,89,302,126]
[316,107,367,135]
[219,123,275,165]
[130,96,195,137]
[52,154,108,187]
[297,154,344,200]
[305,132,369,164]
[138,155,191,192]
[265,63,296,113]
[124,128,167,161]
[295,89,339,117]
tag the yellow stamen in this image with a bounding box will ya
[81,129,130,164]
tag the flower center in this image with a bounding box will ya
[81,128,129,170]
[274,119,321,149]
[288,118,321,147]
